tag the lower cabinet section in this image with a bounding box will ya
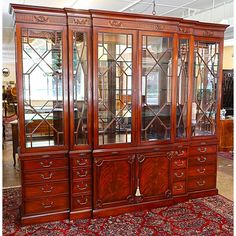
[19,143,219,224]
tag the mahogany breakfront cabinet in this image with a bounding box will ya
[11,4,228,225]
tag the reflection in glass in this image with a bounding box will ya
[73,32,88,145]
[192,41,219,136]
[98,33,132,145]
[22,29,64,147]
[141,36,173,141]
[176,39,189,138]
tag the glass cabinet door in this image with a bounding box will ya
[176,39,189,138]
[97,32,133,145]
[192,41,219,136]
[72,31,89,145]
[22,28,65,148]
[141,35,173,141]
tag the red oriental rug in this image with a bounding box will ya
[3,187,233,235]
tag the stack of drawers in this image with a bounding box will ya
[22,154,69,217]
[70,152,92,218]
[188,144,217,192]
[171,148,188,196]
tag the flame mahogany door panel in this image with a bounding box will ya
[136,152,171,202]
[93,154,135,209]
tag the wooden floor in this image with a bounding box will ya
[2,141,233,201]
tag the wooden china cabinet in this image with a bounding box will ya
[11,4,228,225]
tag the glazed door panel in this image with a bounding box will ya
[93,154,135,209]
[176,38,190,139]
[191,40,220,137]
[139,32,174,142]
[19,25,68,150]
[136,152,171,201]
[93,28,137,148]
[68,27,92,149]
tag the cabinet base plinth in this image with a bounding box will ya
[69,209,92,220]
[188,189,218,199]
[92,199,174,218]
[21,211,69,226]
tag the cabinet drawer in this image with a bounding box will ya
[24,195,69,215]
[172,159,187,169]
[72,168,91,179]
[72,157,91,168]
[23,158,68,171]
[72,195,91,209]
[188,154,216,166]
[172,181,186,195]
[188,176,216,192]
[188,165,216,177]
[189,145,217,155]
[172,169,186,182]
[172,149,188,158]
[24,181,69,198]
[23,169,68,183]
[72,179,91,194]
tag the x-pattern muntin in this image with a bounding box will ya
[142,37,172,138]
[23,31,64,145]
[99,102,131,133]
[73,32,88,143]
[24,101,63,145]
[193,43,219,133]
[176,42,188,132]
[98,33,132,136]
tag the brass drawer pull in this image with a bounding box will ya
[197,180,206,186]
[41,201,54,208]
[77,170,88,178]
[174,172,184,178]
[198,147,207,153]
[79,153,86,157]
[77,197,88,205]
[76,183,88,191]
[197,156,207,163]
[41,186,54,193]
[174,160,184,167]
[174,184,183,190]
[40,173,53,180]
[40,161,53,168]
[76,159,88,166]
[197,167,206,174]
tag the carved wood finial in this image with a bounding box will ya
[34,15,49,23]
[73,18,88,25]
[109,20,122,27]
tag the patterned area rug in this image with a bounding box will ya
[3,187,233,235]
